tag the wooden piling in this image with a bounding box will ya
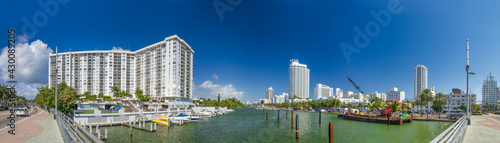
[319,110,321,124]
[278,110,280,123]
[139,122,142,129]
[150,123,153,132]
[296,114,299,139]
[105,129,108,140]
[154,123,157,130]
[387,115,390,126]
[130,122,133,136]
[410,113,413,123]
[266,110,268,121]
[329,122,333,143]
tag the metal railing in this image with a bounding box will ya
[430,114,469,143]
[56,110,103,143]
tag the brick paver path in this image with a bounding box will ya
[0,110,63,143]
[463,114,500,143]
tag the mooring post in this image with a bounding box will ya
[98,129,100,139]
[96,122,99,133]
[130,121,133,136]
[296,114,299,139]
[278,110,280,123]
[143,120,145,127]
[329,122,333,143]
[387,115,390,126]
[319,110,322,124]
[90,123,92,134]
[410,113,413,123]
[150,123,153,132]
[105,129,108,140]
[266,110,268,121]
[154,123,157,130]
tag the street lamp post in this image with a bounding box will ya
[54,46,58,120]
[466,39,475,125]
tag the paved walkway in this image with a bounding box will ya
[463,114,500,143]
[0,109,63,143]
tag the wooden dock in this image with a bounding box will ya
[123,121,156,132]
[338,114,412,125]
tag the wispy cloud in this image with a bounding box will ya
[212,73,219,80]
[112,46,123,50]
[199,81,244,99]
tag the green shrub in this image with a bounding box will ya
[472,112,482,115]
[161,100,165,102]
[152,100,158,102]
[122,106,130,108]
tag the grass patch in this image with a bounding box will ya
[122,106,130,108]
[75,110,94,114]
[472,112,482,115]
[101,110,118,114]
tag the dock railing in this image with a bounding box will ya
[430,114,469,143]
[56,109,103,143]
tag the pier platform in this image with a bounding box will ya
[338,114,412,125]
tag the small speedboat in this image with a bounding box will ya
[226,109,235,112]
[152,116,170,126]
[189,116,202,122]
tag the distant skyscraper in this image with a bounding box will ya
[482,74,500,105]
[335,88,342,98]
[387,87,405,101]
[289,59,310,99]
[314,84,333,99]
[414,64,428,100]
[266,86,274,100]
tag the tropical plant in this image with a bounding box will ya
[111,85,120,98]
[433,93,447,119]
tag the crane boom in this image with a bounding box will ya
[347,77,371,102]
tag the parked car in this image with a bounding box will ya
[16,108,29,116]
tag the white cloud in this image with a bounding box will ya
[17,34,30,43]
[199,81,244,99]
[0,39,53,83]
[112,46,123,50]
[212,73,218,80]
[17,82,43,99]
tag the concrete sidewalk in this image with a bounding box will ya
[0,109,63,143]
[463,114,500,143]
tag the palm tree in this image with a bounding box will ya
[419,89,434,119]
[433,93,447,119]
[111,85,120,98]
[417,92,426,117]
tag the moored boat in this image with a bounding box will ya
[152,116,170,126]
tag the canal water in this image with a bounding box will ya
[101,107,450,142]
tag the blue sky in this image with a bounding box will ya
[1,0,500,103]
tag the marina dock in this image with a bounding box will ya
[338,114,412,125]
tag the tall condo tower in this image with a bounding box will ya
[414,64,428,100]
[289,59,310,99]
[266,86,274,100]
[482,73,500,105]
[48,35,194,100]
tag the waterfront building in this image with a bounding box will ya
[443,88,476,113]
[260,99,271,104]
[49,35,194,100]
[482,74,500,105]
[414,64,428,100]
[289,59,310,99]
[266,86,274,100]
[386,87,405,101]
[348,93,366,102]
[335,88,342,98]
[274,93,288,104]
[369,91,387,101]
[314,84,333,99]
[343,91,354,98]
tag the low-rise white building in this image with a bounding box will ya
[274,93,289,104]
[314,84,333,99]
[369,92,386,101]
[386,87,405,101]
[444,88,476,113]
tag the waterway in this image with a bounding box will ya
[101,107,450,142]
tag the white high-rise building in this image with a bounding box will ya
[266,86,274,100]
[49,35,194,100]
[369,91,387,101]
[289,59,310,99]
[314,84,333,99]
[414,64,428,100]
[335,88,342,98]
[386,87,405,101]
[482,74,500,105]
[274,93,289,104]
